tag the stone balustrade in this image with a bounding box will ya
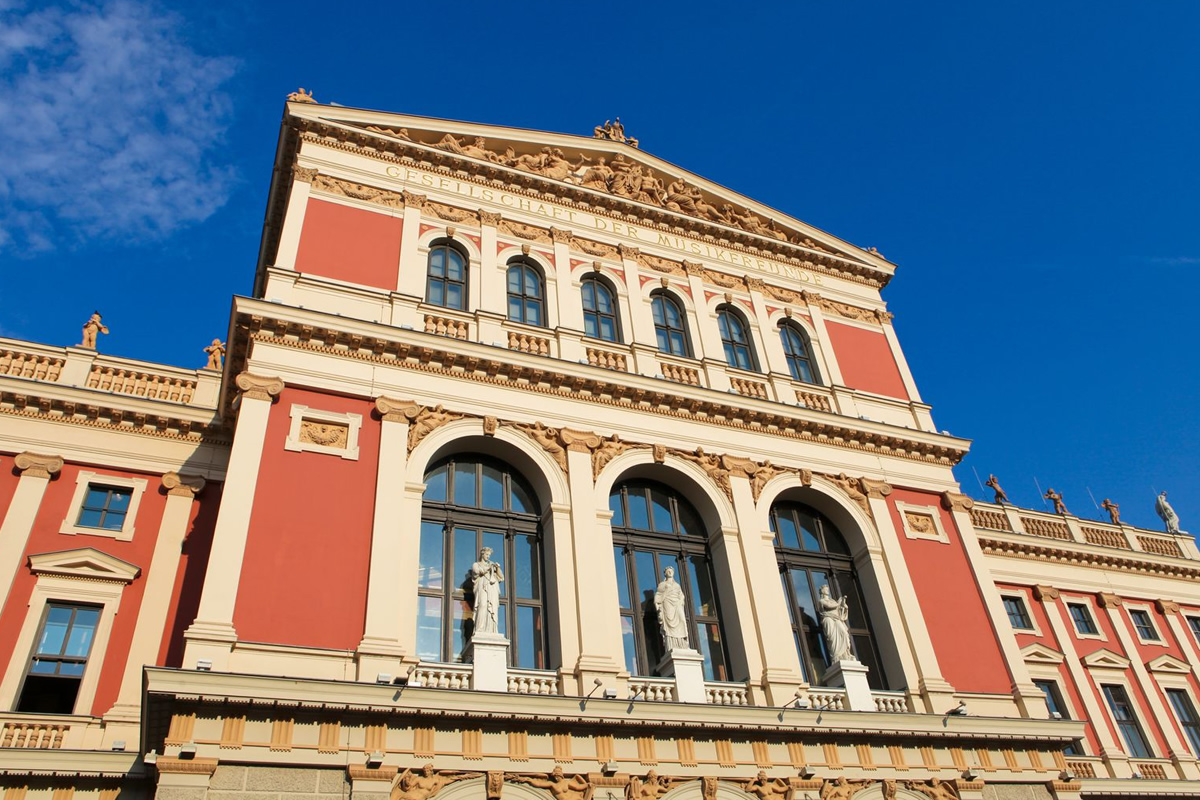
[628,678,676,702]
[507,330,550,356]
[411,663,471,690]
[730,376,769,400]
[872,691,910,713]
[795,389,832,412]
[507,669,559,695]
[704,681,751,706]
[1,721,68,749]
[87,365,197,403]
[586,346,628,372]
[659,360,700,386]
[424,313,470,340]
[0,346,64,382]
[806,688,847,710]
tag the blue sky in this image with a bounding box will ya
[1,0,1196,531]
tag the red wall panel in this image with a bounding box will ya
[824,321,909,400]
[294,199,402,291]
[890,489,1011,693]
[232,389,379,650]
[0,456,20,522]
[159,484,222,666]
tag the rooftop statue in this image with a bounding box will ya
[1044,488,1068,516]
[985,474,1009,504]
[203,339,226,370]
[287,87,315,103]
[1156,491,1181,534]
[1101,498,1121,525]
[80,312,109,350]
[593,117,639,148]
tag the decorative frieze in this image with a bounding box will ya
[499,219,552,243]
[311,173,405,208]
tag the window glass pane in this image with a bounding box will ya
[517,606,543,669]
[655,328,670,353]
[634,550,658,609]
[497,602,508,638]
[30,659,57,675]
[650,489,673,533]
[418,522,445,589]
[429,248,446,277]
[608,491,624,528]
[582,281,595,311]
[651,298,666,326]
[58,661,86,677]
[453,462,477,507]
[508,296,523,321]
[77,508,103,529]
[510,479,534,513]
[524,268,542,298]
[821,525,850,556]
[107,490,131,511]
[452,599,470,661]
[37,608,72,655]
[614,548,631,609]
[627,489,650,531]
[446,251,464,281]
[698,622,725,681]
[687,556,717,617]
[507,268,522,293]
[82,487,107,509]
[415,596,443,661]
[514,534,538,600]
[453,528,478,593]
[65,608,99,657]
[427,281,445,306]
[781,573,796,624]
[424,465,447,502]
[620,616,638,675]
[445,283,463,310]
[773,510,800,550]
[669,331,685,356]
[584,314,598,338]
[481,464,504,510]
[790,569,818,629]
[798,512,822,551]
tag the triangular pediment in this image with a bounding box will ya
[1082,648,1132,670]
[286,101,894,281]
[1147,654,1192,674]
[28,548,140,583]
[1022,642,1066,665]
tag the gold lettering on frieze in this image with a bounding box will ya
[382,165,822,285]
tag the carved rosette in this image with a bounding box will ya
[13,452,64,479]
[162,472,206,498]
[235,372,284,402]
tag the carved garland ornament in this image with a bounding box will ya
[311,174,405,209]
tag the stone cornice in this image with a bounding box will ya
[0,386,226,444]
[978,536,1200,580]
[234,310,967,467]
[291,123,890,289]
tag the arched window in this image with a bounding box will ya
[717,305,756,371]
[582,274,621,343]
[651,292,691,357]
[771,501,886,688]
[418,456,546,669]
[507,261,546,326]
[779,322,819,384]
[426,240,467,310]
[609,480,728,680]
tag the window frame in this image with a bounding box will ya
[608,480,729,681]
[650,291,692,359]
[1067,601,1100,637]
[1033,678,1081,754]
[778,321,820,385]
[506,259,547,327]
[1166,687,1200,758]
[417,456,548,669]
[1187,615,1200,645]
[60,471,148,542]
[1101,682,1155,759]
[284,404,362,460]
[424,239,469,311]
[1002,593,1037,632]
[1126,605,1164,645]
[716,304,758,372]
[580,273,622,344]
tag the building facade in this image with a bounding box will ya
[0,96,1197,800]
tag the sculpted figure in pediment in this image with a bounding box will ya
[577,157,614,191]
[664,179,698,214]
[541,148,575,181]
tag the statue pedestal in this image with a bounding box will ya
[657,648,706,703]
[824,659,874,712]
[464,632,509,692]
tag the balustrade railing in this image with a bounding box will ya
[86,365,196,403]
[411,663,471,690]
[507,669,559,695]
[586,345,628,372]
[424,313,469,340]
[628,678,676,702]
[704,681,751,706]
[507,330,550,356]
[871,691,910,713]
[0,348,64,382]
[1,722,68,749]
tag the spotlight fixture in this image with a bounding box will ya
[1058,770,1075,782]
[602,761,619,775]
[960,769,977,782]
[404,664,422,688]
[586,678,605,699]
[179,743,197,759]
[603,688,618,699]
[376,673,393,685]
[366,751,384,769]
[111,740,126,752]
[946,701,968,716]
[195,659,212,672]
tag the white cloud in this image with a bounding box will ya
[0,0,237,252]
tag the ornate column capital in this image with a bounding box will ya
[479,210,502,226]
[402,191,427,209]
[1156,599,1180,615]
[162,472,206,498]
[375,396,418,423]
[559,428,601,453]
[234,372,284,402]
[860,478,893,499]
[550,227,572,243]
[940,491,975,512]
[1033,585,1060,601]
[682,259,704,276]
[617,243,640,260]
[293,165,318,184]
[13,452,64,479]
[1097,592,1123,609]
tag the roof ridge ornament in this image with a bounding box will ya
[287,87,316,104]
[592,117,638,148]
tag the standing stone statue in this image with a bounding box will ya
[1044,488,1068,515]
[654,566,689,650]
[203,339,226,370]
[1156,491,1181,534]
[985,474,1009,505]
[1101,498,1121,525]
[80,312,109,349]
[470,546,504,635]
[818,585,853,663]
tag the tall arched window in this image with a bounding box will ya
[581,275,621,342]
[651,292,691,357]
[418,456,547,669]
[426,240,468,310]
[779,322,819,384]
[610,480,728,680]
[717,305,756,371]
[507,261,546,326]
[771,501,885,688]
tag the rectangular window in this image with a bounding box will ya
[1167,689,1200,757]
[76,486,132,531]
[17,603,101,714]
[1034,679,1080,754]
[1187,616,1200,644]
[1129,609,1159,641]
[1067,602,1098,635]
[1003,596,1034,630]
[1102,684,1153,758]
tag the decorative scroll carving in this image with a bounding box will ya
[682,260,705,276]
[483,416,498,435]
[550,227,572,243]
[638,253,685,276]
[860,478,893,499]
[312,174,405,208]
[14,452,64,479]
[499,219,552,243]
[904,511,936,536]
[375,396,416,423]
[427,202,478,224]
[162,472,206,498]
[703,269,745,290]
[703,777,720,800]
[1157,599,1180,615]
[405,405,465,452]
[744,276,766,292]
[559,428,602,454]
[292,166,317,183]
[763,284,803,304]
[617,243,640,260]
[570,236,618,259]
[235,372,284,402]
[393,766,468,800]
[1097,592,1123,609]
[940,491,975,512]
[1033,585,1060,601]
[814,296,883,324]
[510,422,568,473]
[299,419,349,448]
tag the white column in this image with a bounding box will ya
[105,473,205,730]
[357,398,413,679]
[879,314,923,402]
[803,295,844,386]
[942,492,1047,717]
[865,485,955,712]
[1153,601,1200,778]
[726,474,781,703]
[0,453,63,614]
[396,192,427,299]
[1099,593,1194,769]
[183,372,283,670]
[273,165,315,271]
